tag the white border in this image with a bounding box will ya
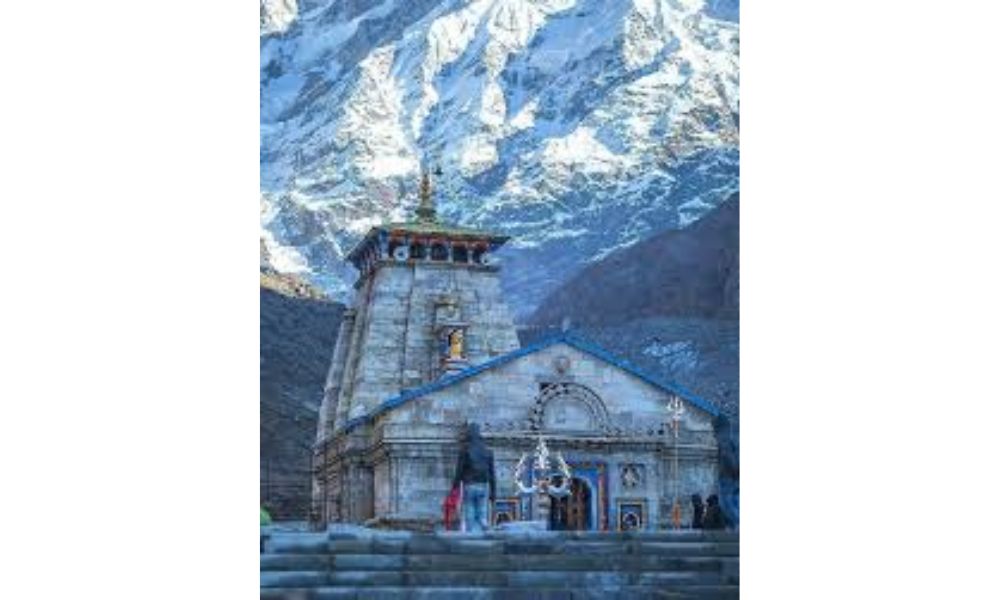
[2,2,999,598]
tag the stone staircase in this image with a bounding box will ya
[260,527,739,599]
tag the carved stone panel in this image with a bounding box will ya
[620,463,645,489]
[543,396,594,431]
[529,382,612,434]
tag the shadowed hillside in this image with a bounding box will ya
[530,194,738,327]
[524,196,739,421]
[260,245,344,519]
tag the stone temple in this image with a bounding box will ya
[313,173,723,532]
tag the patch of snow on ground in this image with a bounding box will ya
[643,339,699,372]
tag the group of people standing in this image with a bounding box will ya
[445,419,739,533]
[690,414,740,530]
[690,493,727,529]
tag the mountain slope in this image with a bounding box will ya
[260,251,344,518]
[260,0,739,316]
[524,194,738,419]
[530,192,737,327]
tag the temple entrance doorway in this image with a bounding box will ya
[549,477,592,531]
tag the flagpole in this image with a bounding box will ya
[667,397,685,529]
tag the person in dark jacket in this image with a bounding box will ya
[691,494,705,529]
[713,414,740,530]
[452,422,495,533]
[702,494,725,530]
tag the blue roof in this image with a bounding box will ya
[342,332,721,432]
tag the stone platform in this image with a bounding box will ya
[261,527,739,599]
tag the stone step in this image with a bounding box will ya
[260,585,734,600]
[632,541,739,557]
[262,571,329,588]
[262,551,738,573]
[262,569,724,589]
[320,538,738,557]
[269,534,330,555]
[261,554,332,571]
[446,531,740,544]
[267,532,739,554]
[261,530,740,598]
[325,530,739,545]
[308,553,736,572]
[664,585,741,600]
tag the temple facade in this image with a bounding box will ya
[313,173,722,531]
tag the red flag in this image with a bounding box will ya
[442,485,462,531]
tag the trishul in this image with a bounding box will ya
[513,436,572,497]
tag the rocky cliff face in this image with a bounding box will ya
[260,249,344,518]
[261,0,739,317]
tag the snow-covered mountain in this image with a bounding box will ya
[261,0,739,317]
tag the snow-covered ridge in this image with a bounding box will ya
[261,0,739,315]
[260,0,298,35]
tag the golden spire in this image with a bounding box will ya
[415,167,438,223]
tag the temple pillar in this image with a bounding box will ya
[377,231,388,259]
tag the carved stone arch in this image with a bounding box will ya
[530,383,612,433]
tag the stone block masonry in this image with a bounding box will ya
[261,528,739,599]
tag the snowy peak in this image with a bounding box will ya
[260,0,298,35]
[261,0,739,314]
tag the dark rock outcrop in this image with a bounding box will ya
[530,194,738,327]
[260,252,344,519]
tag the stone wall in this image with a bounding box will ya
[367,342,720,529]
[315,309,355,442]
[327,260,520,435]
[384,343,716,437]
[314,252,722,530]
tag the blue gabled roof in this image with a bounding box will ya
[342,332,721,432]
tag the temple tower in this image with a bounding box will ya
[315,169,519,449]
